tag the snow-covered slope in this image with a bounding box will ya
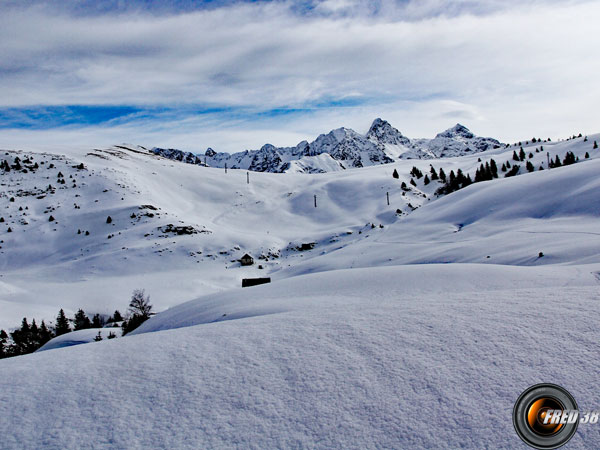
[1,129,600,448]
[36,327,122,352]
[2,264,600,448]
[0,133,598,330]
[277,154,600,278]
[153,119,503,173]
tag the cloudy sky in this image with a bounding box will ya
[0,0,599,153]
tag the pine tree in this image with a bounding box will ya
[526,161,534,172]
[423,175,430,185]
[410,166,423,179]
[438,168,446,182]
[554,155,562,167]
[55,309,71,336]
[519,148,526,161]
[29,319,40,350]
[392,169,399,179]
[501,163,507,172]
[585,152,589,158]
[108,310,123,323]
[39,320,53,345]
[9,318,31,355]
[74,309,91,330]
[505,165,520,177]
[513,151,519,161]
[92,314,103,328]
[106,216,112,224]
[594,141,598,149]
[490,159,498,178]
[430,166,439,181]
[456,169,465,186]
[410,178,416,187]
[485,162,492,180]
[562,151,576,166]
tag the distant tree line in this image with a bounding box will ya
[0,289,153,359]
[395,142,593,199]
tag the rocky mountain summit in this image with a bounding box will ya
[151,119,502,173]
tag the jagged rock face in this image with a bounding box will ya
[291,141,311,157]
[308,127,392,168]
[151,148,205,166]
[248,145,285,172]
[366,118,411,147]
[366,118,431,160]
[154,120,503,173]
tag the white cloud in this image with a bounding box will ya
[0,0,599,152]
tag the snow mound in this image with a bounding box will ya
[1,264,600,448]
[131,263,597,334]
[37,327,123,352]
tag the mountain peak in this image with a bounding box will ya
[369,117,389,128]
[437,124,474,139]
[367,118,410,146]
[160,119,503,173]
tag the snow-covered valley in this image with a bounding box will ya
[1,129,600,448]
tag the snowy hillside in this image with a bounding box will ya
[0,128,599,447]
[152,119,503,173]
[0,133,598,331]
[2,265,600,448]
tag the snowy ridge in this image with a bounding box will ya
[152,119,503,173]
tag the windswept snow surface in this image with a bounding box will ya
[2,265,600,448]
